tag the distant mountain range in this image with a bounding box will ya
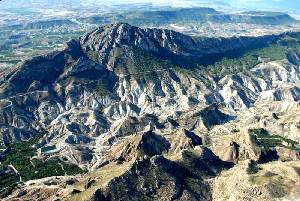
[1,0,299,23]
[1,7,297,32]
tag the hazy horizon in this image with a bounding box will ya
[0,0,298,12]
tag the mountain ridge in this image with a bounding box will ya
[1,22,299,96]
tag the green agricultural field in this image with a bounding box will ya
[0,133,84,182]
[249,128,299,150]
[0,30,84,69]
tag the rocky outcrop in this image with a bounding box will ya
[182,147,234,176]
[80,23,280,74]
[167,129,203,154]
[219,141,240,163]
[96,130,170,167]
[100,156,212,201]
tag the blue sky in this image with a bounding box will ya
[232,0,300,15]
[227,0,299,9]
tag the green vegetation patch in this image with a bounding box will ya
[293,166,300,176]
[94,84,113,96]
[0,170,20,198]
[249,128,299,150]
[132,47,168,72]
[0,30,83,68]
[246,160,260,174]
[296,122,300,130]
[119,33,300,80]
[41,145,56,153]
[207,34,300,77]
[249,171,280,184]
[249,172,286,198]
[126,47,181,84]
[0,133,84,182]
[75,79,114,97]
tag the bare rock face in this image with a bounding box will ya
[219,141,240,163]
[212,160,300,201]
[137,131,171,157]
[182,147,234,177]
[95,130,170,167]
[167,129,202,154]
[276,147,300,161]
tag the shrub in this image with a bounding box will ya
[247,160,259,174]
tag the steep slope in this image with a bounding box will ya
[79,23,280,75]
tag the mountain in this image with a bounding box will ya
[2,7,296,33]
[79,8,298,26]
[208,11,298,25]
[0,23,300,200]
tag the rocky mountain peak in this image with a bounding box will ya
[79,22,197,72]
[80,22,189,51]
[80,23,289,75]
